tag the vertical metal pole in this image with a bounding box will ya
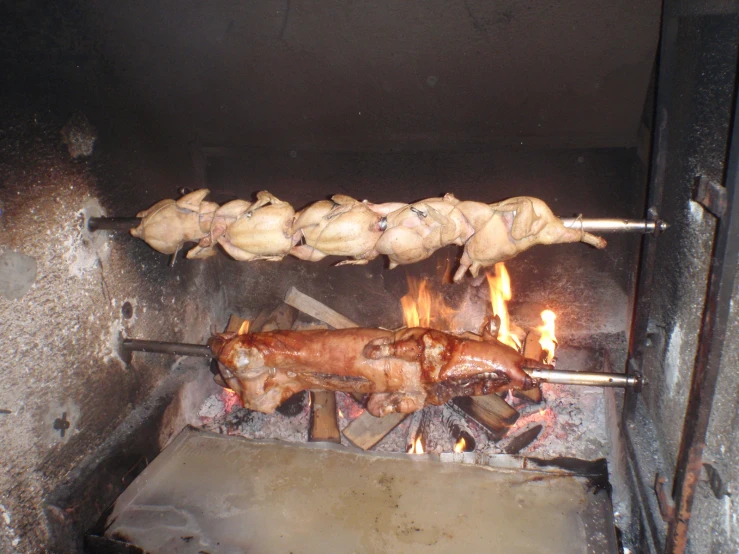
[624,9,678,423]
[665,65,739,554]
[621,5,679,552]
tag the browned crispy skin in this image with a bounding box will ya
[209,328,542,416]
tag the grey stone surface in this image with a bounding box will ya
[0,251,37,300]
[0,112,224,554]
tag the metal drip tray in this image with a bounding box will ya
[101,428,617,553]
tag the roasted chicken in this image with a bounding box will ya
[130,189,218,255]
[453,196,607,281]
[209,327,545,416]
[131,190,606,277]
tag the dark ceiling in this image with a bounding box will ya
[4,1,662,150]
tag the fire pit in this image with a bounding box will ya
[4,3,739,553]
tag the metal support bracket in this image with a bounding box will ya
[655,474,676,522]
[693,175,728,218]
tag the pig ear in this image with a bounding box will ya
[508,198,546,240]
[176,189,211,211]
[443,193,459,204]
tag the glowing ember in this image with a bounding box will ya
[221,388,241,413]
[238,320,251,335]
[408,435,425,454]
[485,263,521,350]
[537,310,557,364]
[453,437,467,453]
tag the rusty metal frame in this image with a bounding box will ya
[664,62,739,554]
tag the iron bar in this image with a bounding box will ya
[560,217,669,234]
[88,215,666,235]
[121,339,212,357]
[665,60,739,554]
[122,337,640,389]
[524,369,640,388]
[88,217,140,231]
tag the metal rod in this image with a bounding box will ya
[121,339,212,357]
[559,217,669,234]
[524,368,641,388]
[87,215,667,235]
[88,217,141,232]
[121,338,641,389]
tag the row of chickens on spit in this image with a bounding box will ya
[131,189,606,280]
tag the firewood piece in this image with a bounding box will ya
[453,395,519,441]
[309,391,341,443]
[342,411,407,450]
[512,386,543,404]
[284,286,359,329]
[405,410,427,453]
[442,405,477,452]
[513,331,544,404]
[261,303,298,332]
[225,314,250,333]
[503,424,543,455]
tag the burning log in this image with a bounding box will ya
[405,410,429,454]
[512,331,546,404]
[441,406,477,452]
[453,395,520,441]
[503,424,544,455]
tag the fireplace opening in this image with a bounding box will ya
[2,2,738,553]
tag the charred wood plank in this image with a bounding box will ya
[503,424,543,455]
[513,332,544,404]
[261,303,298,332]
[441,406,477,452]
[284,286,358,329]
[453,395,519,441]
[343,411,407,450]
[225,314,250,333]
[309,391,341,443]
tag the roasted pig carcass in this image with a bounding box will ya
[130,189,218,255]
[453,196,607,281]
[209,327,544,416]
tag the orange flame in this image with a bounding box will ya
[453,437,466,453]
[238,320,250,335]
[409,435,425,454]
[537,310,557,364]
[401,276,455,329]
[486,263,521,350]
